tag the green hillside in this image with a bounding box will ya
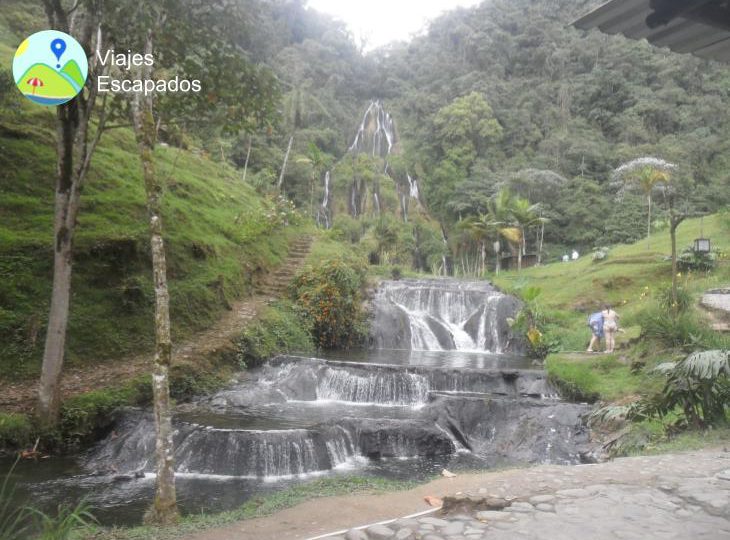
[0,107,300,380]
[495,213,730,351]
[15,63,76,98]
[60,59,84,88]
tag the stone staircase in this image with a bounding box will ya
[257,235,313,302]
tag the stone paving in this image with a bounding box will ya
[701,287,730,332]
[321,450,730,540]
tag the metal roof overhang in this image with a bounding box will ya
[573,0,730,63]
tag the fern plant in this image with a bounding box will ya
[652,350,729,428]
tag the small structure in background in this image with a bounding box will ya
[694,237,712,254]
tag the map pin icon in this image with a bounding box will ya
[51,38,66,69]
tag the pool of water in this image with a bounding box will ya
[0,352,587,527]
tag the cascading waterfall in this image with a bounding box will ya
[317,366,430,405]
[318,171,331,229]
[349,100,396,158]
[370,279,524,353]
[407,173,419,200]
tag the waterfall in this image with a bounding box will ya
[407,174,419,200]
[348,101,396,158]
[370,279,524,353]
[318,171,331,229]
[373,192,380,215]
[87,415,359,479]
[317,366,429,405]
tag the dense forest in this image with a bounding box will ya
[2,0,729,373]
[209,0,730,271]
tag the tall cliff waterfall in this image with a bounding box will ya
[371,279,523,353]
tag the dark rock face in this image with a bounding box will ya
[341,418,455,459]
[86,357,587,481]
[426,394,590,466]
[369,279,527,354]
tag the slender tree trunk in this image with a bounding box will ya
[538,222,545,265]
[310,174,315,223]
[670,215,679,310]
[242,136,251,183]
[277,135,293,191]
[480,241,486,276]
[38,9,106,426]
[647,193,652,251]
[131,31,178,526]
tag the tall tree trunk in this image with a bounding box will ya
[647,193,652,251]
[277,135,293,191]
[38,8,106,426]
[667,194,685,311]
[480,241,486,276]
[131,32,178,526]
[241,136,251,183]
[538,221,545,265]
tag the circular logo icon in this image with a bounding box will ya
[12,30,88,106]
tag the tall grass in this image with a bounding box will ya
[1,457,32,540]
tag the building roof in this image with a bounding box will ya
[573,0,730,63]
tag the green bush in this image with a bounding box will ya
[0,414,33,450]
[291,257,367,349]
[651,350,729,428]
[236,302,313,368]
[656,285,692,313]
[638,306,704,349]
[677,245,718,272]
[511,286,560,359]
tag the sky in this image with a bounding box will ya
[306,0,482,51]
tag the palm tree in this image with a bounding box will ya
[613,158,675,250]
[487,189,522,274]
[461,213,494,276]
[509,196,543,271]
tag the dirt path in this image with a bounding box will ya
[0,235,313,414]
[182,448,730,540]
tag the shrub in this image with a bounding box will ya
[638,306,705,349]
[291,257,367,349]
[591,247,609,263]
[657,350,730,427]
[511,286,560,359]
[623,351,730,429]
[0,414,34,450]
[677,245,717,272]
[656,285,692,313]
[235,302,313,368]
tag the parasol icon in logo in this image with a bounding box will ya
[12,30,88,106]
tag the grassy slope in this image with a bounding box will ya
[495,213,730,402]
[0,8,301,379]
[496,214,730,351]
[495,214,730,452]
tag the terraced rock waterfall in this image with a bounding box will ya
[13,279,589,525]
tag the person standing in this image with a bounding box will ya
[587,310,604,353]
[602,304,620,353]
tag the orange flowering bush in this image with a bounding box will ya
[291,257,367,349]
